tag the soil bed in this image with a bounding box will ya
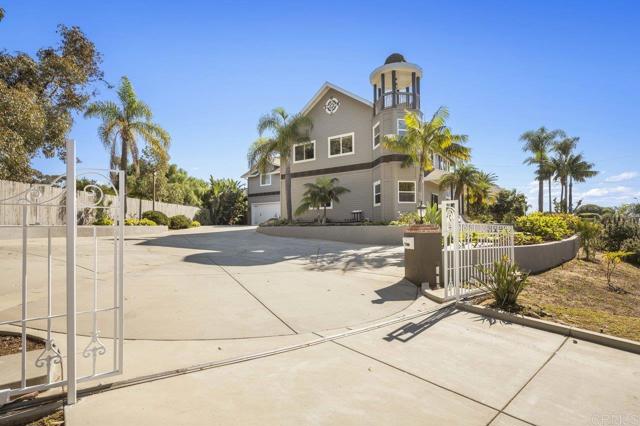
[0,334,44,356]
[480,254,640,341]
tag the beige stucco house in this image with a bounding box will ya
[244,53,453,225]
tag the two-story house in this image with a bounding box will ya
[245,53,452,225]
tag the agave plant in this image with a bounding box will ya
[474,257,529,308]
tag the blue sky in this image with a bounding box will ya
[2,0,639,207]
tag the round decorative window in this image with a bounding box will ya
[324,97,340,115]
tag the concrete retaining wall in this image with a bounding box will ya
[257,225,408,246]
[514,235,580,274]
[0,225,168,239]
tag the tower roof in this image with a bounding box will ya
[384,53,406,64]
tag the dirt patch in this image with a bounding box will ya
[0,334,45,356]
[27,409,64,426]
[516,255,640,341]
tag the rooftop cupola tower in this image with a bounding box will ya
[370,53,422,115]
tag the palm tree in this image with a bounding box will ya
[439,164,479,215]
[468,171,497,210]
[384,107,470,206]
[521,127,565,212]
[294,177,350,224]
[566,154,597,212]
[248,108,312,222]
[84,76,170,213]
[550,137,579,212]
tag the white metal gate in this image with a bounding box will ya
[0,140,124,406]
[441,200,514,301]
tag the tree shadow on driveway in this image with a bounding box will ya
[136,227,404,273]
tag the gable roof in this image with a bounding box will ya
[241,157,280,179]
[299,81,372,116]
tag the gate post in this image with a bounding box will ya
[65,139,77,405]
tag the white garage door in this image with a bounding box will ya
[251,202,281,225]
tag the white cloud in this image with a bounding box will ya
[577,186,631,198]
[605,171,638,182]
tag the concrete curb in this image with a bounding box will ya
[456,302,640,355]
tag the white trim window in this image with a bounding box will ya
[397,119,407,137]
[398,181,416,203]
[293,141,316,163]
[372,122,381,149]
[310,201,333,210]
[328,132,355,158]
[259,173,271,186]
[373,180,381,206]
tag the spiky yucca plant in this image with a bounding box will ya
[474,257,529,308]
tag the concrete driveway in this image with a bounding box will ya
[0,226,414,340]
[1,226,638,425]
[64,305,640,426]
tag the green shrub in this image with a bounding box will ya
[475,257,529,308]
[603,251,632,291]
[191,220,201,227]
[514,213,578,242]
[600,216,639,251]
[124,218,139,226]
[142,210,169,226]
[137,218,157,226]
[169,214,192,230]
[514,232,543,246]
[576,220,601,260]
[389,206,441,226]
[621,237,640,265]
[469,213,494,224]
[389,211,420,226]
[93,216,113,226]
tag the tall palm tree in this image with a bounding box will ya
[84,76,170,213]
[294,177,350,224]
[439,164,479,215]
[551,137,579,212]
[566,154,598,212]
[248,108,312,222]
[384,107,470,205]
[521,127,565,212]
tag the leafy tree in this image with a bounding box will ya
[521,127,565,212]
[200,178,247,225]
[248,108,313,222]
[295,177,350,224]
[165,164,207,206]
[384,107,470,205]
[84,77,170,213]
[0,25,103,180]
[490,189,528,223]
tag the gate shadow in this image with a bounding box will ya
[383,306,458,343]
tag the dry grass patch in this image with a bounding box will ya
[517,254,640,341]
[27,409,64,426]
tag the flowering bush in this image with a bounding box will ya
[515,213,579,242]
